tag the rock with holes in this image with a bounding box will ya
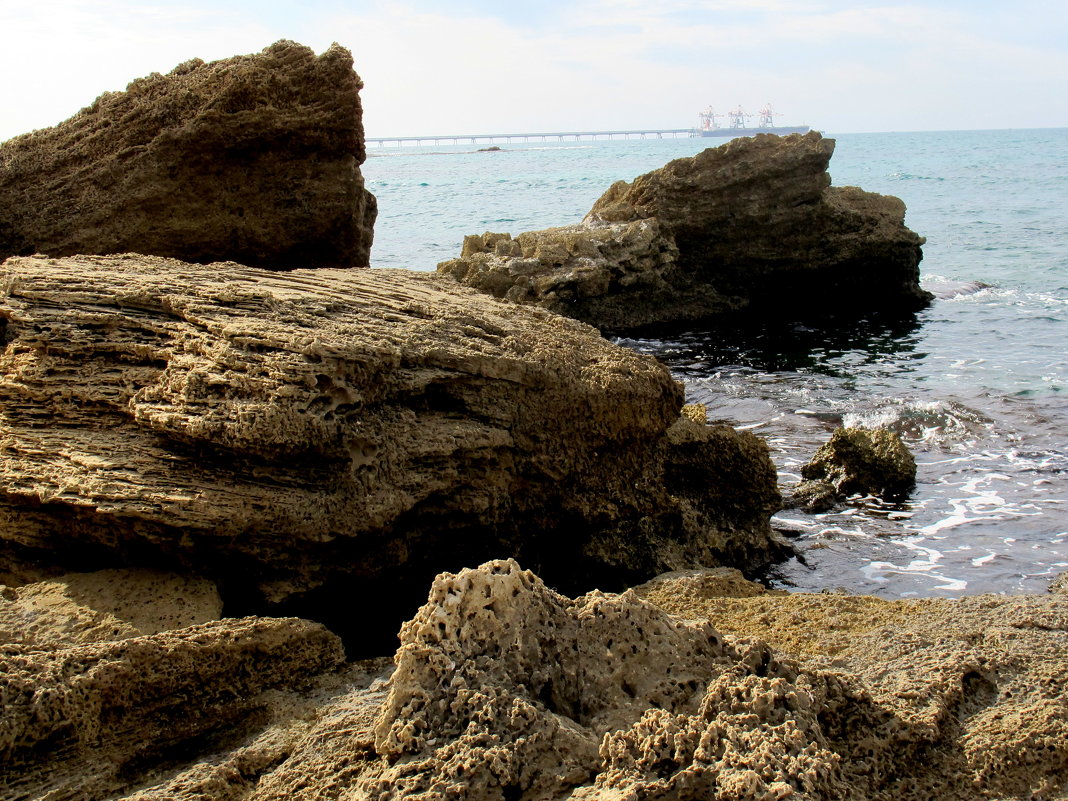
[0,41,376,269]
[0,615,346,801]
[0,254,782,641]
[438,132,930,333]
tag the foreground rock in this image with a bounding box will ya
[3,560,1066,799]
[0,41,376,269]
[789,426,918,511]
[0,254,782,642]
[439,132,931,332]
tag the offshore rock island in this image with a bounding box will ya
[438,131,932,333]
[1,41,1066,801]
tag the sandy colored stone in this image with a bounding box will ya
[0,254,781,635]
[439,132,930,332]
[0,41,376,269]
[0,615,346,801]
[0,568,222,648]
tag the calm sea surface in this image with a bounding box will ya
[364,129,1068,597]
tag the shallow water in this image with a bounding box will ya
[364,128,1068,597]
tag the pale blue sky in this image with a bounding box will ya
[1,0,1066,141]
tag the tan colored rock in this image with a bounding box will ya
[0,568,222,648]
[0,254,781,637]
[0,41,376,269]
[439,132,930,332]
[0,616,346,801]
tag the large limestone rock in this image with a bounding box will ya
[439,132,931,332]
[0,254,782,640]
[793,426,918,510]
[0,41,376,269]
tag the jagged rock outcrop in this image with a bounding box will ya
[0,41,376,269]
[4,561,1065,800]
[0,615,347,801]
[789,427,917,511]
[0,254,782,642]
[439,132,931,332]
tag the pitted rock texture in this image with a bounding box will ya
[0,615,346,801]
[439,132,931,332]
[798,427,917,502]
[0,568,222,649]
[0,40,376,269]
[362,559,856,800]
[0,254,781,631]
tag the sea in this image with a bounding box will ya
[363,128,1068,599]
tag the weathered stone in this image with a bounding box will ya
[0,616,346,801]
[0,254,782,643]
[439,132,930,332]
[0,41,376,269]
[0,568,222,649]
[799,427,917,500]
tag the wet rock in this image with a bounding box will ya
[0,616,346,801]
[0,41,376,269]
[439,132,930,332]
[787,478,840,512]
[1050,571,1068,594]
[0,254,782,644]
[799,427,917,501]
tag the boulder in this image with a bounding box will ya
[438,132,931,332]
[797,427,917,503]
[0,41,376,269]
[0,254,782,645]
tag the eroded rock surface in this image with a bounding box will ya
[792,427,917,511]
[0,254,782,639]
[0,41,376,269]
[0,568,222,648]
[0,616,346,801]
[439,132,931,332]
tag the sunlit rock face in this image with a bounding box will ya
[0,41,376,270]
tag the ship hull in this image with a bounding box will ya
[695,125,810,137]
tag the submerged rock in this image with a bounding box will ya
[0,254,782,643]
[439,132,931,332]
[0,41,376,269]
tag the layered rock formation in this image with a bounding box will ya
[0,41,376,269]
[0,254,782,641]
[439,132,931,332]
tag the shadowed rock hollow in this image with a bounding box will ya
[0,254,783,647]
[439,132,931,332]
[0,41,376,269]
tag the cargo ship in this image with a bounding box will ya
[694,104,809,137]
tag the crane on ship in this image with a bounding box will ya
[727,105,752,129]
[697,106,721,132]
[757,103,783,128]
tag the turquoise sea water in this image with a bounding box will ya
[364,129,1068,597]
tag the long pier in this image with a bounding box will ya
[366,128,696,146]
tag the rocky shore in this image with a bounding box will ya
[2,42,1066,800]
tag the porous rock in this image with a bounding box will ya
[0,41,376,269]
[798,427,917,501]
[0,568,222,649]
[0,254,782,639]
[0,615,346,801]
[439,132,931,332]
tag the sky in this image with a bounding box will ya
[1,0,1066,142]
